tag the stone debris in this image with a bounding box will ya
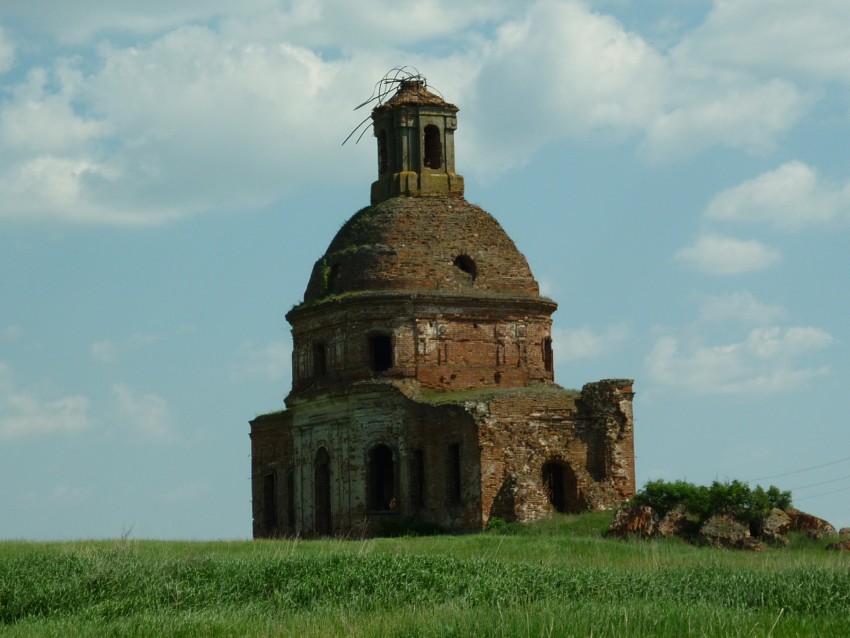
[606,503,836,551]
[656,503,699,538]
[760,507,792,544]
[786,507,837,540]
[699,514,763,551]
[606,504,656,539]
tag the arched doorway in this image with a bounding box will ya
[542,461,584,513]
[367,444,395,511]
[314,447,332,535]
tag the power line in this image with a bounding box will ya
[789,473,850,491]
[793,484,850,502]
[746,455,850,482]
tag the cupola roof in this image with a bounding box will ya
[371,79,458,113]
[301,196,541,304]
[296,73,546,308]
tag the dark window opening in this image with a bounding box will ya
[543,337,553,373]
[586,439,607,481]
[410,449,425,508]
[368,444,396,511]
[542,461,584,514]
[313,342,327,377]
[368,334,393,372]
[378,130,388,175]
[314,448,332,536]
[424,124,442,169]
[286,469,296,535]
[453,255,477,281]
[326,263,340,294]
[263,473,278,536]
[447,443,462,506]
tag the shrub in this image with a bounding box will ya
[631,479,791,527]
[485,517,506,533]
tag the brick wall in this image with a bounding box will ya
[287,293,556,396]
[251,379,634,537]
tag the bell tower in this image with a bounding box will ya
[370,79,465,204]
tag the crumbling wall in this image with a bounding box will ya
[576,379,636,499]
[475,381,635,527]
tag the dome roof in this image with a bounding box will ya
[302,196,541,304]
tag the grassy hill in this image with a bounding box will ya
[2,512,849,637]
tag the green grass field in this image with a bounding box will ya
[2,513,849,637]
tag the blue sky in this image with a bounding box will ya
[1,0,849,539]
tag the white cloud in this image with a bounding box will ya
[552,324,629,363]
[0,66,110,156]
[0,25,382,224]
[675,233,781,275]
[0,156,131,224]
[231,340,291,381]
[642,79,811,162]
[112,383,174,441]
[0,0,278,45]
[705,161,850,230]
[696,291,787,326]
[0,0,517,47]
[645,326,834,395]
[745,326,834,359]
[465,0,667,172]
[674,0,850,84]
[0,0,839,223]
[91,332,159,363]
[0,362,91,440]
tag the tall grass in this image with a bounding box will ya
[2,513,848,637]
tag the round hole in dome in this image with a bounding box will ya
[453,254,477,281]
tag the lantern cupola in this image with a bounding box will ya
[370,79,464,204]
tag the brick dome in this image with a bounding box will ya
[302,196,541,303]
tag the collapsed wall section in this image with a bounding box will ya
[473,380,635,526]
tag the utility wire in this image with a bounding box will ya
[789,473,850,491]
[793,484,850,502]
[746,455,850,482]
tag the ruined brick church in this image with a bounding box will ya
[249,78,635,537]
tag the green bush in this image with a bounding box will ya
[631,479,791,527]
[484,516,506,533]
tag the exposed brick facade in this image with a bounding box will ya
[249,79,635,537]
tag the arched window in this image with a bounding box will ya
[543,337,553,373]
[314,448,332,535]
[377,130,388,175]
[424,125,442,169]
[367,444,395,511]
